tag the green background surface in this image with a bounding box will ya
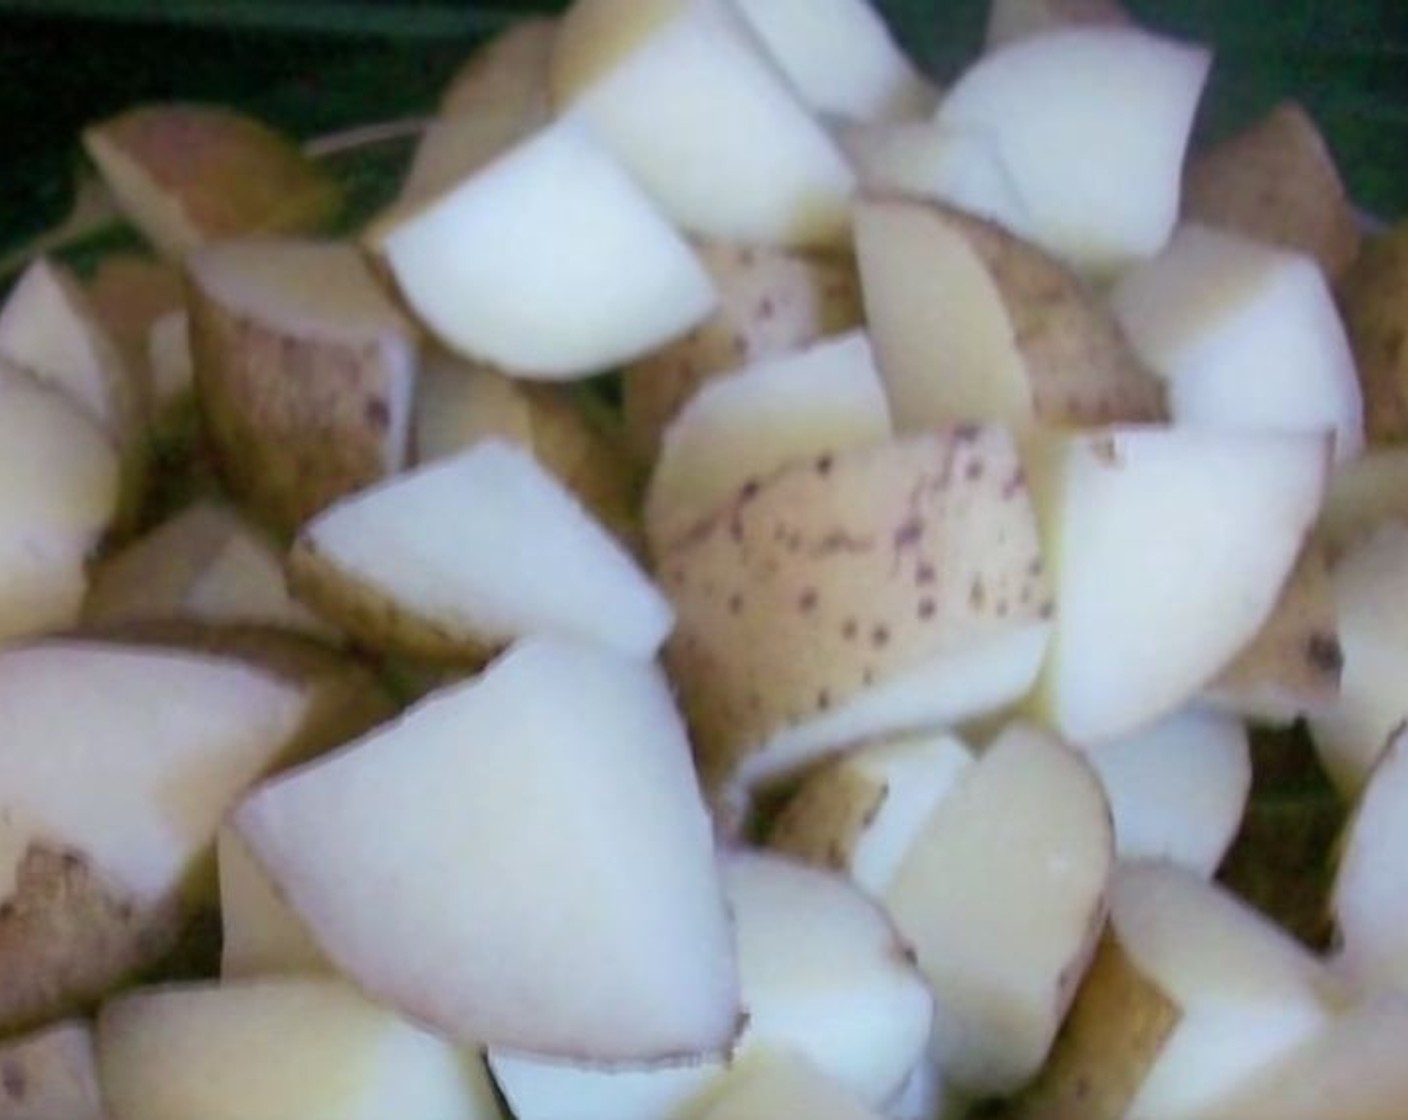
[0,0,1403,256]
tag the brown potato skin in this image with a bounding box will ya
[1339,223,1408,444]
[767,760,888,874]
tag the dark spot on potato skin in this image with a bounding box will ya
[893,517,924,550]
[918,598,937,620]
[969,579,987,611]
[815,454,834,476]
[1306,632,1344,677]
[871,625,891,648]
[916,563,936,586]
[798,589,819,614]
[842,619,859,641]
[1,1059,24,1100]
[364,396,390,431]
[816,688,831,711]
[965,457,986,481]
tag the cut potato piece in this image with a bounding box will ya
[622,241,861,462]
[1203,541,1342,724]
[1077,709,1250,878]
[1307,523,1408,797]
[1339,222,1408,443]
[0,1020,106,1120]
[369,117,714,379]
[237,638,740,1059]
[441,17,558,117]
[885,1057,950,1120]
[487,1052,724,1120]
[855,197,1164,432]
[885,723,1112,1097]
[1333,728,1408,995]
[289,441,671,662]
[1112,223,1363,462]
[85,500,334,640]
[551,0,856,248]
[413,350,535,462]
[985,0,1131,49]
[688,1051,882,1120]
[767,732,975,896]
[146,310,193,426]
[0,641,310,1031]
[98,978,503,1120]
[660,428,1052,814]
[1319,447,1408,558]
[1183,102,1361,280]
[937,27,1209,274]
[731,0,935,122]
[217,826,329,980]
[84,251,185,402]
[646,330,892,549]
[724,852,932,1104]
[187,238,420,533]
[1027,426,1328,744]
[82,104,340,259]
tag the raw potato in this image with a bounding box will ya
[0,642,311,1032]
[1318,447,1408,558]
[486,1051,725,1120]
[855,197,1165,431]
[550,0,857,249]
[646,330,892,550]
[985,0,1131,49]
[1203,541,1342,725]
[1111,222,1364,462]
[688,1051,883,1120]
[236,638,741,1060]
[82,104,341,259]
[885,723,1113,1098]
[217,826,329,981]
[0,1020,107,1120]
[97,978,504,1120]
[0,360,121,643]
[1183,102,1361,280]
[187,239,421,534]
[767,732,975,896]
[85,499,335,640]
[937,26,1209,274]
[288,441,671,662]
[730,0,935,122]
[622,241,862,462]
[439,17,558,118]
[1338,222,1408,443]
[368,117,716,380]
[660,428,1052,813]
[1026,426,1328,744]
[83,251,185,413]
[723,851,933,1105]
[1307,523,1408,797]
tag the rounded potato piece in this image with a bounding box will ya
[1183,102,1361,280]
[1339,222,1408,444]
[439,16,557,118]
[622,242,861,462]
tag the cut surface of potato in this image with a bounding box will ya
[937,26,1209,274]
[723,851,933,1105]
[984,0,1131,49]
[84,251,185,402]
[730,0,934,122]
[885,723,1113,1097]
[687,1051,882,1120]
[237,638,740,1060]
[217,826,329,981]
[82,104,340,259]
[1183,101,1361,280]
[1339,222,1408,443]
[98,978,503,1120]
[1028,426,1328,744]
[289,440,671,661]
[1077,709,1250,878]
[646,330,891,549]
[370,117,715,379]
[187,238,420,533]
[0,1020,107,1120]
[767,732,975,897]
[661,428,1052,808]
[622,241,861,462]
[1112,222,1363,462]
[551,0,856,248]
[1307,523,1408,797]
[855,197,1164,431]
[487,1051,725,1120]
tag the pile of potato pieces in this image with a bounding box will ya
[0,0,1406,1116]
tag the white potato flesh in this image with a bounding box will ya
[1112,223,1364,462]
[885,723,1113,1097]
[487,1051,724,1120]
[185,528,336,638]
[98,979,503,1120]
[938,26,1209,274]
[689,1051,883,1120]
[146,309,193,415]
[371,117,715,379]
[1308,523,1408,797]
[0,1021,106,1120]
[1029,426,1328,744]
[218,826,330,981]
[0,642,308,906]
[646,330,892,548]
[731,0,934,122]
[1333,729,1408,996]
[236,637,739,1060]
[551,0,856,248]
[413,351,533,466]
[1078,709,1251,878]
[724,852,933,1105]
[298,440,673,659]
